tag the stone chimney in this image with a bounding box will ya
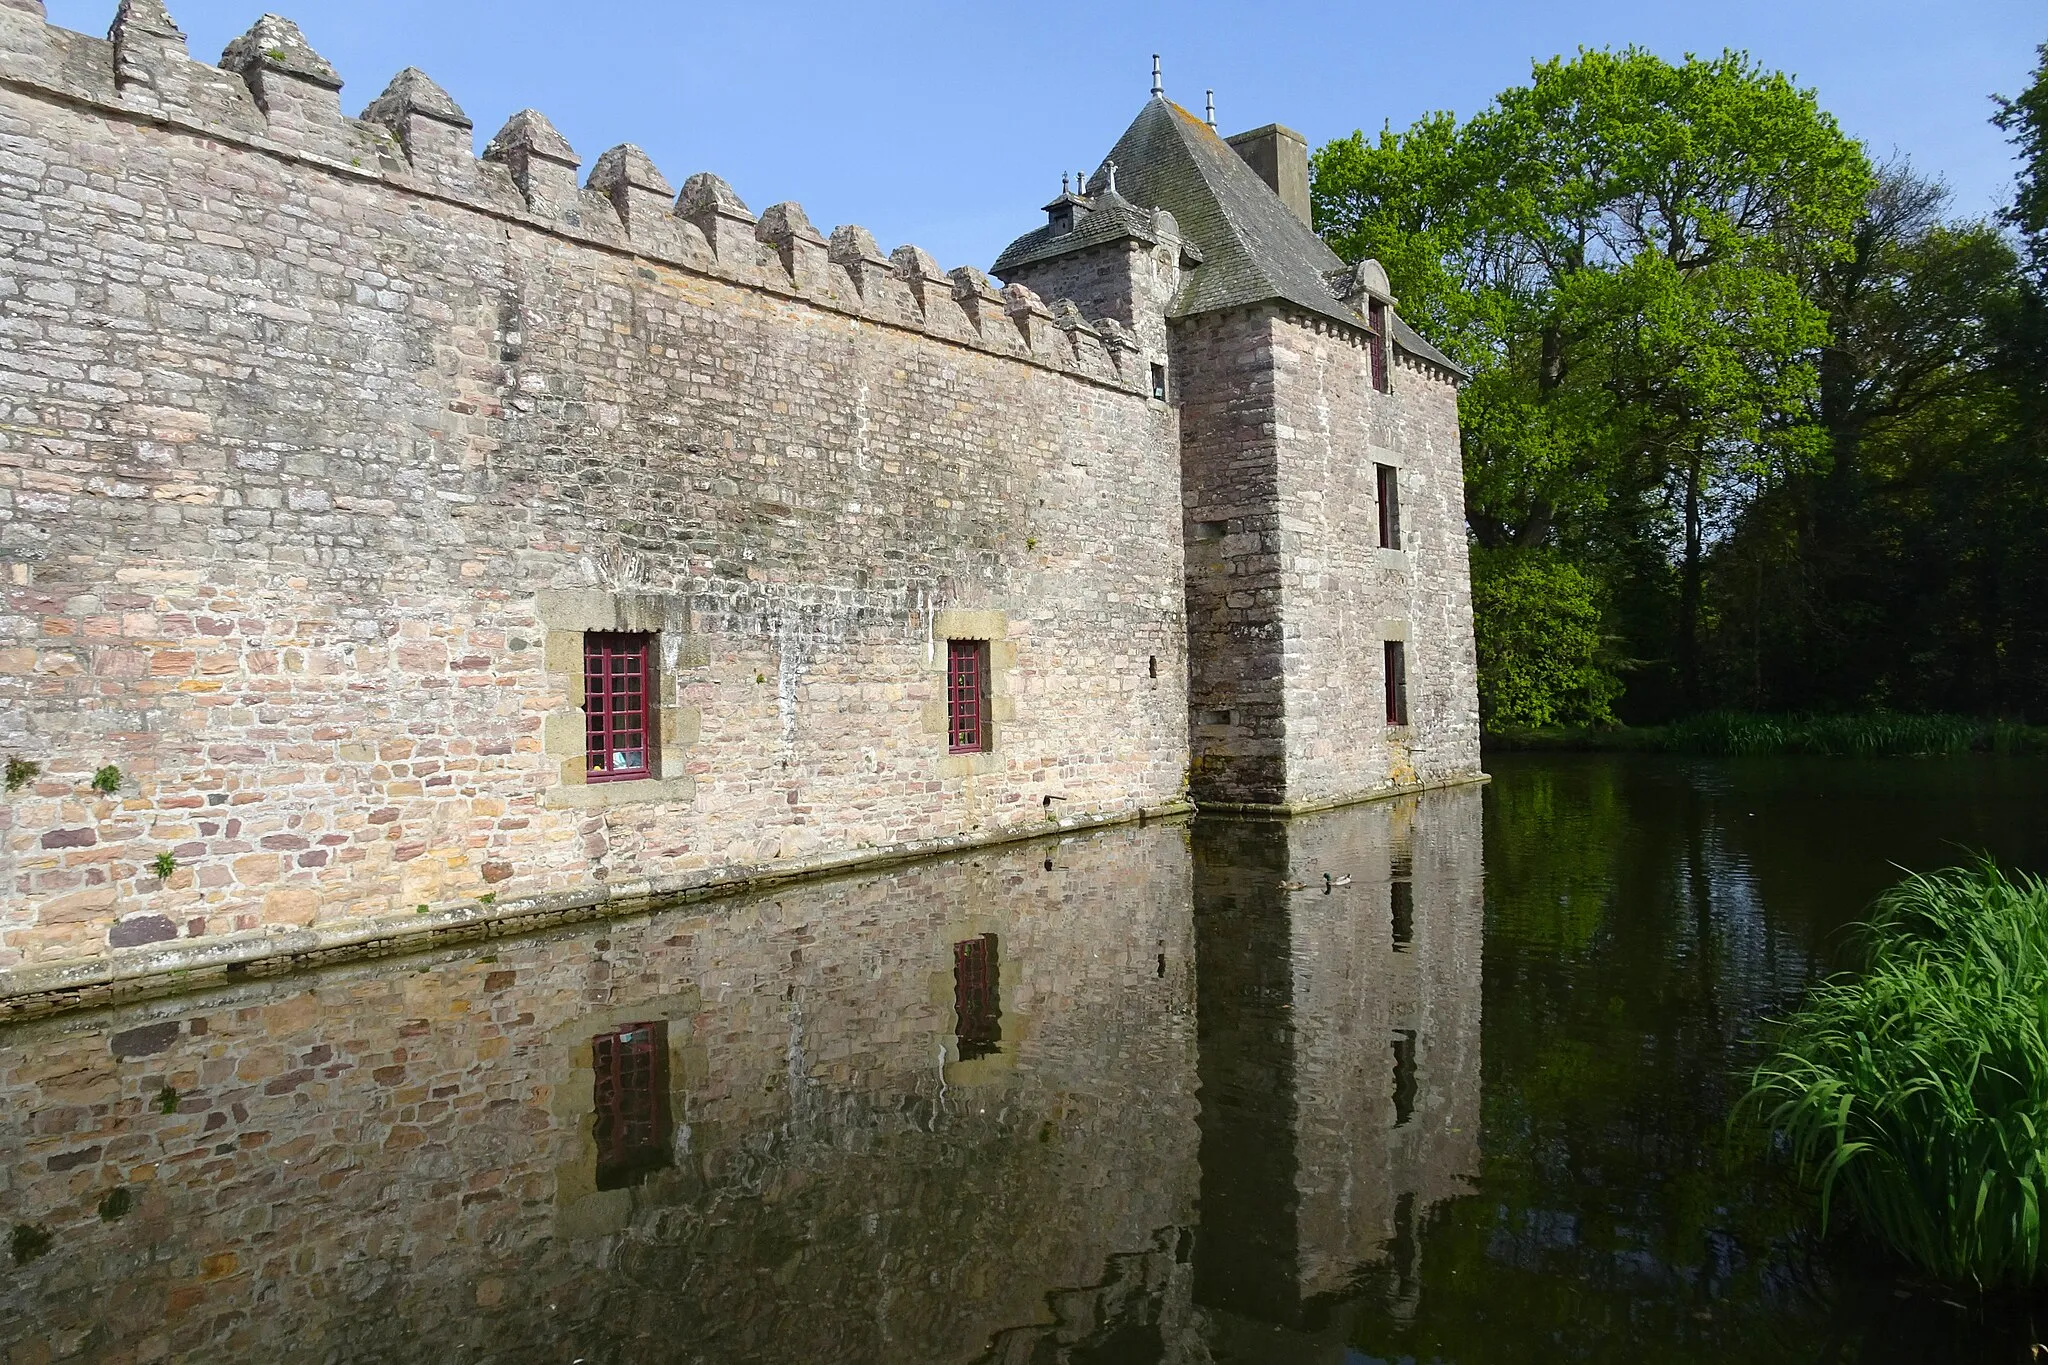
[1225,123,1311,229]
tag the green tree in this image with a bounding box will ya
[1470,548,1620,729]
[1995,43,2048,272]
[1701,167,2026,711]
[1314,49,1870,712]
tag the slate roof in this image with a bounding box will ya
[991,188,1200,274]
[993,96,1463,377]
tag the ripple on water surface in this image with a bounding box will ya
[4,758,2047,1363]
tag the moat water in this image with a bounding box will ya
[6,755,2048,1363]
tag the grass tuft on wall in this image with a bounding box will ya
[1748,863,2048,1288]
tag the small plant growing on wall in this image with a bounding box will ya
[152,852,178,880]
[4,756,38,792]
[91,764,122,795]
[156,1086,179,1114]
[97,1189,133,1222]
[10,1224,52,1266]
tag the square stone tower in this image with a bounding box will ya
[997,95,1481,810]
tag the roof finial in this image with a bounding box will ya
[1061,171,1070,195]
[1106,160,1119,195]
[1151,54,1163,99]
[1206,90,1216,129]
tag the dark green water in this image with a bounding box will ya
[1376,753,2048,1365]
[4,754,2047,1363]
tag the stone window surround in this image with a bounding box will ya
[923,608,1016,778]
[1382,618,1414,734]
[1368,444,1410,573]
[538,589,702,810]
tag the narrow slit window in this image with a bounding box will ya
[1150,362,1168,402]
[946,639,991,753]
[1368,299,1390,393]
[953,934,1002,1060]
[584,632,654,782]
[1384,639,1409,726]
[592,1020,671,1190]
[1375,463,1402,550]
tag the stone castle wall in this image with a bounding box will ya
[1173,308,1291,804]
[1175,307,1479,808]
[0,5,1191,989]
[1265,313,1481,802]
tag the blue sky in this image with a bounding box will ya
[45,1,2043,272]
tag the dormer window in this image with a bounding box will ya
[1043,177,1093,237]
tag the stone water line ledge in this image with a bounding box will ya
[0,1,1149,392]
[0,797,1194,1021]
[1196,770,1491,819]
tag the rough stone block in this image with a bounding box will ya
[220,15,348,159]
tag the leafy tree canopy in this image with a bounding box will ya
[1315,49,1870,562]
[1470,548,1620,729]
[1995,44,2048,273]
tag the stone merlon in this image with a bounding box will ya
[0,3,1480,1010]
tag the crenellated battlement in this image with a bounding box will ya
[0,2,1149,393]
[0,2,1481,994]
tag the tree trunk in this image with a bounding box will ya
[1679,446,1705,711]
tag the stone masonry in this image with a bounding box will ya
[0,2,1480,1002]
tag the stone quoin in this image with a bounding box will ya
[0,6,1481,1009]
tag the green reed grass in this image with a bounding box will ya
[1665,711,2000,756]
[1487,712,2048,756]
[1748,863,2048,1288]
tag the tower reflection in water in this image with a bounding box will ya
[1190,783,1484,1359]
[0,788,1481,1365]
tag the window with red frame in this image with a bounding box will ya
[946,639,990,753]
[583,632,654,782]
[591,1020,671,1190]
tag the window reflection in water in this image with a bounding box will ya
[591,1020,671,1191]
[953,933,1002,1060]
[1390,842,1415,951]
[1391,1027,1418,1128]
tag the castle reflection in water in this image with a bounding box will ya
[0,785,1484,1364]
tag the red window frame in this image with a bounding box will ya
[1385,639,1410,726]
[1376,463,1402,551]
[583,632,654,783]
[946,639,991,753]
[1368,299,1390,393]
